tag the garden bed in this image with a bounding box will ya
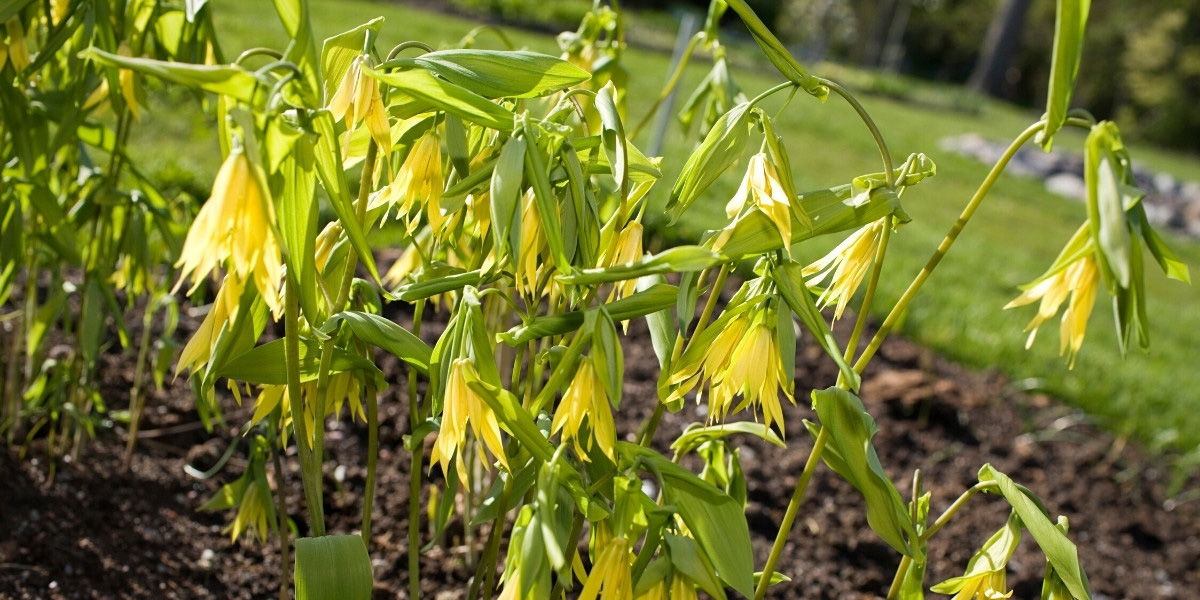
[2,302,1197,599]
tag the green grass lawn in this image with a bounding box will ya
[132,0,1200,461]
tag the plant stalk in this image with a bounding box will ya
[754,426,829,600]
[852,121,1046,375]
[407,298,426,600]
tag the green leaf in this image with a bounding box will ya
[1138,212,1189,283]
[323,311,432,374]
[671,421,786,456]
[667,102,752,223]
[490,136,526,260]
[621,443,755,598]
[1038,0,1090,150]
[217,338,380,385]
[596,82,628,200]
[724,0,827,101]
[367,65,515,131]
[558,246,724,285]
[498,284,678,346]
[978,465,1092,599]
[522,119,569,270]
[664,532,727,600]
[638,275,677,371]
[294,535,373,600]
[712,183,905,259]
[811,387,915,555]
[771,260,859,391]
[320,17,384,103]
[391,269,484,302]
[310,111,381,284]
[406,49,589,98]
[277,137,322,325]
[592,308,624,407]
[0,0,36,23]
[80,48,264,103]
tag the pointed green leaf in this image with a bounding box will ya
[323,311,431,374]
[320,17,384,103]
[406,49,589,98]
[80,48,264,103]
[367,66,514,131]
[771,260,859,390]
[724,0,827,100]
[621,443,755,598]
[1038,0,1090,150]
[311,111,381,283]
[978,465,1092,600]
[294,535,373,600]
[667,102,752,223]
[811,387,915,555]
[497,284,678,346]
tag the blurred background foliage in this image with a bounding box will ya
[452,0,1200,154]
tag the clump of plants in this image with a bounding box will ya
[73,0,1189,599]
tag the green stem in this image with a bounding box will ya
[469,474,512,600]
[271,413,292,600]
[852,121,1046,375]
[407,299,426,600]
[840,220,893,386]
[819,78,894,187]
[123,298,157,469]
[886,555,912,600]
[312,142,378,472]
[754,426,828,600]
[629,32,703,139]
[923,482,994,541]
[284,273,325,536]
[549,511,585,599]
[362,376,379,543]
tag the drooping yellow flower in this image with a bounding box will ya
[803,218,886,320]
[670,575,698,600]
[1004,254,1099,369]
[430,358,509,485]
[117,42,140,120]
[726,153,801,253]
[328,55,390,153]
[932,512,1021,600]
[4,18,30,74]
[552,357,617,462]
[516,189,546,296]
[709,320,794,435]
[174,147,283,315]
[603,220,644,302]
[176,274,246,375]
[377,130,444,233]
[668,310,795,435]
[578,535,632,600]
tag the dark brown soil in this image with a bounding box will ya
[2,300,1198,600]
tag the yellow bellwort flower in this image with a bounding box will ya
[726,153,796,254]
[603,220,644,301]
[4,18,30,74]
[578,535,633,600]
[381,130,444,234]
[1004,253,1099,369]
[932,513,1021,600]
[516,189,547,296]
[803,217,886,320]
[176,274,246,375]
[552,357,617,462]
[174,147,284,316]
[668,310,795,435]
[328,55,390,153]
[670,575,699,600]
[430,358,509,485]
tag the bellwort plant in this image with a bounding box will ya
[86,0,1188,598]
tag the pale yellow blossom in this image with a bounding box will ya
[1005,254,1099,369]
[174,147,283,315]
[803,218,886,320]
[430,358,509,485]
[377,130,444,233]
[604,220,644,301]
[328,55,390,152]
[726,153,798,252]
[579,535,632,600]
[668,310,795,435]
[552,357,617,462]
